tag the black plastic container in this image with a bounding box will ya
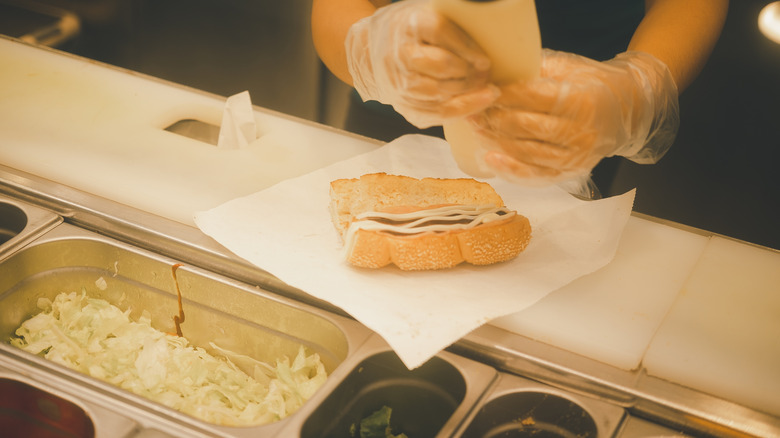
[302,351,468,438]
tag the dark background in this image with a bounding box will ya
[5,0,779,250]
[606,0,780,251]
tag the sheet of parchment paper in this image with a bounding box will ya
[217,90,257,150]
[194,134,635,369]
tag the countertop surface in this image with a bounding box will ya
[0,37,377,226]
[2,36,779,422]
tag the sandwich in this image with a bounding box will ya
[329,173,531,270]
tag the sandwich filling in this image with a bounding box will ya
[344,204,515,255]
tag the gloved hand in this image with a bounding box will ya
[345,0,500,129]
[466,49,680,185]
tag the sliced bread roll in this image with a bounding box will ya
[329,173,531,270]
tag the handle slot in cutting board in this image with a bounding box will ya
[164,119,221,146]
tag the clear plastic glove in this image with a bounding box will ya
[345,0,500,129]
[467,50,680,185]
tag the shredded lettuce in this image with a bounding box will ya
[11,290,328,426]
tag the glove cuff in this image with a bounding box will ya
[610,51,680,164]
[345,16,380,103]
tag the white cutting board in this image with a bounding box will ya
[642,236,780,417]
[492,215,710,370]
[0,38,378,225]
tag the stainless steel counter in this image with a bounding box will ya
[1,35,778,438]
[2,140,778,438]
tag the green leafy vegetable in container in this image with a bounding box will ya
[11,290,328,426]
[353,406,409,438]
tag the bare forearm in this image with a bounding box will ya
[311,0,389,85]
[630,0,728,92]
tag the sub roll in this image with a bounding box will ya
[329,173,531,270]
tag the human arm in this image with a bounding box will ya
[311,0,387,86]
[630,0,729,93]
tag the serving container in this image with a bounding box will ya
[0,193,61,261]
[0,222,376,437]
[0,192,648,438]
[6,170,776,438]
[0,219,504,438]
[453,372,625,438]
[294,339,497,438]
[0,375,96,438]
[0,205,693,438]
[0,171,776,438]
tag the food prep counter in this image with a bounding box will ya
[2,35,779,437]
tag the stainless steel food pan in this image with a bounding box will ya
[0,193,61,262]
[0,222,374,437]
[454,371,626,438]
[0,368,139,438]
[281,334,498,438]
[616,415,693,438]
[0,373,97,438]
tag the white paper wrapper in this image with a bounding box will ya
[194,134,635,369]
[217,90,257,150]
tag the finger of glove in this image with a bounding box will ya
[401,43,490,88]
[393,84,498,126]
[476,131,587,171]
[473,109,598,160]
[494,76,601,120]
[394,61,489,100]
[364,5,493,112]
[484,150,592,187]
[540,48,611,81]
[493,79,561,113]
[483,150,564,183]
[413,9,491,72]
[435,84,500,118]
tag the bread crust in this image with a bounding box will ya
[348,214,531,270]
[330,173,532,270]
